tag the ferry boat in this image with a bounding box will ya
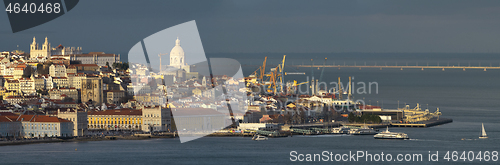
[348,124,377,135]
[479,123,488,139]
[332,126,350,134]
[374,127,409,140]
[252,135,268,141]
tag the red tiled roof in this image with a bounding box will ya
[4,115,72,123]
[87,109,142,116]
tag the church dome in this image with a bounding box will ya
[170,37,184,57]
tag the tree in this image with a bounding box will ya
[36,64,43,74]
[22,67,32,78]
[348,112,356,123]
[119,95,134,104]
[112,62,129,70]
[106,62,111,69]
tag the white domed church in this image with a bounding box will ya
[169,37,186,69]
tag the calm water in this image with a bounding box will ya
[1,53,500,164]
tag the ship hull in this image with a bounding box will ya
[374,137,408,140]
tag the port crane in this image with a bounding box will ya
[265,55,286,94]
[250,56,267,83]
[291,80,308,94]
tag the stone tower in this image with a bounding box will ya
[30,36,51,59]
[81,77,103,106]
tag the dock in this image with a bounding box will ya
[391,118,453,127]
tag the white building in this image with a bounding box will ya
[56,108,88,136]
[169,37,186,69]
[0,115,73,138]
[18,77,36,94]
[49,64,67,77]
[30,37,82,59]
[141,105,171,132]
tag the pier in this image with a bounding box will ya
[391,118,453,128]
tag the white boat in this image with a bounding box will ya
[479,123,488,139]
[374,127,409,140]
[332,126,350,134]
[252,135,268,141]
[349,124,377,135]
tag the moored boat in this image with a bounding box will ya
[252,135,268,141]
[332,126,350,134]
[349,123,377,135]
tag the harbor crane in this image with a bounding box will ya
[290,80,308,94]
[265,55,286,94]
[250,56,267,82]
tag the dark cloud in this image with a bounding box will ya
[1,0,500,59]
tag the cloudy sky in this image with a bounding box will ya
[1,0,500,59]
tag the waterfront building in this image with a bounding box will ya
[1,115,75,138]
[141,105,171,132]
[19,115,74,138]
[56,108,88,136]
[238,123,281,131]
[87,109,142,131]
[0,116,22,137]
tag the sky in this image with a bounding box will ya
[2,0,500,60]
